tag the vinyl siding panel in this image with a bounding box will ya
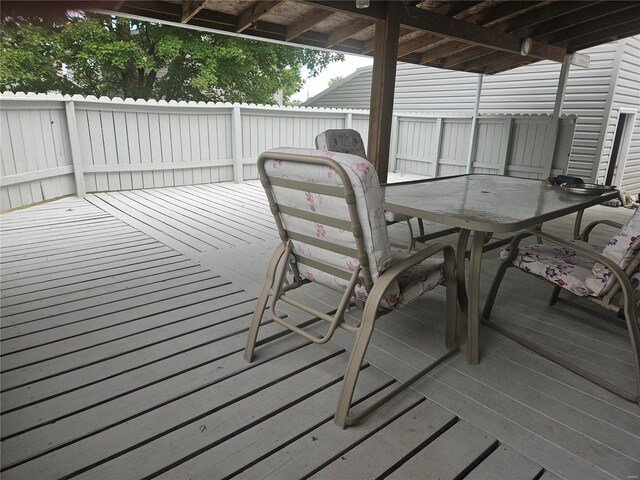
[598,37,640,194]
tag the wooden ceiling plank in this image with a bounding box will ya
[363,26,414,55]
[326,17,375,48]
[398,4,565,62]
[285,8,334,41]
[181,0,206,23]
[498,1,600,36]
[397,34,443,58]
[535,4,640,45]
[304,0,386,20]
[236,0,284,33]
[443,46,490,68]
[568,21,640,52]
[420,42,474,64]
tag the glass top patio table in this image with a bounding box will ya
[383,174,619,364]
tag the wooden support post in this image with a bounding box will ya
[541,59,571,177]
[367,1,400,184]
[64,100,86,197]
[465,73,483,174]
[345,112,353,129]
[232,106,244,183]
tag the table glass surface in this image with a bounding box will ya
[383,175,618,233]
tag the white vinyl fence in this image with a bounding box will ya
[0,92,576,211]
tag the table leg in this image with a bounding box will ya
[467,231,485,364]
[455,229,471,313]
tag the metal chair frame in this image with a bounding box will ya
[244,150,458,428]
[482,223,640,403]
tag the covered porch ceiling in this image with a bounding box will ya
[95,0,640,75]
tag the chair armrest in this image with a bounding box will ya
[518,228,633,299]
[580,219,623,242]
[363,242,455,317]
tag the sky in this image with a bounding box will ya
[291,54,373,103]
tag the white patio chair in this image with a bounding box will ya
[314,128,423,250]
[482,208,640,402]
[244,147,458,428]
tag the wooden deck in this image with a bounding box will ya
[1,182,638,480]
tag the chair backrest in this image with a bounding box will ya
[591,207,640,295]
[258,147,400,307]
[315,129,367,159]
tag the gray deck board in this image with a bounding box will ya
[387,421,498,480]
[1,185,638,480]
[464,445,544,480]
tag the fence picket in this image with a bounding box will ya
[0,93,576,211]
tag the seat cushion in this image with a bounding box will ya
[389,248,445,308]
[504,240,599,297]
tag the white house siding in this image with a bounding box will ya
[308,62,479,112]
[305,39,640,185]
[596,37,640,194]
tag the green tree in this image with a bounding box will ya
[0,13,343,103]
[327,75,343,88]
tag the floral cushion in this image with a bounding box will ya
[503,240,600,297]
[315,129,367,159]
[262,147,444,309]
[590,208,640,295]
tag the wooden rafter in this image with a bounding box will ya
[236,0,284,33]
[441,1,603,70]
[397,1,486,59]
[397,5,565,62]
[181,0,206,24]
[397,33,442,58]
[362,27,413,55]
[285,8,333,41]
[326,17,374,48]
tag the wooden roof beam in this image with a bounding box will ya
[419,1,547,64]
[441,1,603,69]
[396,1,487,59]
[285,8,334,41]
[326,17,375,48]
[397,4,566,62]
[236,0,284,33]
[484,11,640,74]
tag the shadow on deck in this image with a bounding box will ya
[0,181,638,480]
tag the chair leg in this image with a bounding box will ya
[244,243,286,362]
[481,259,512,321]
[418,218,425,236]
[405,217,415,252]
[621,288,640,403]
[334,257,459,428]
[548,286,561,306]
[334,307,377,428]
